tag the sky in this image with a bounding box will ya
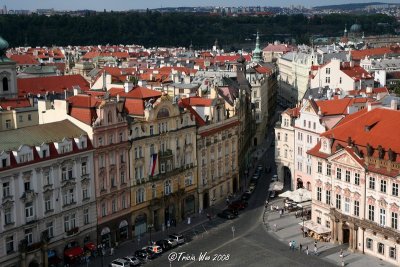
[2,0,400,11]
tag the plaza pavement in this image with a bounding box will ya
[264,198,397,267]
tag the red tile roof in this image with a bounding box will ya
[350,47,393,61]
[341,65,372,81]
[262,43,295,53]
[108,87,162,99]
[124,98,145,116]
[9,54,39,65]
[185,97,213,107]
[17,74,90,97]
[68,94,102,108]
[322,108,400,154]
[315,98,353,116]
[0,98,31,109]
[254,65,272,74]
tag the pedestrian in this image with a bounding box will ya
[207,213,211,221]
[340,249,343,259]
[299,243,302,253]
[292,240,296,251]
[314,246,318,255]
[110,247,114,256]
[279,209,283,217]
[306,245,309,255]
[271,205,274,211]
[289,240,292,250]
[273,223,277,232]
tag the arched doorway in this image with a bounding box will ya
[28,260,39,267]
[254,137,257,146]
[297,178,303,189]
[282,166,292,190]
[342,224,350,244]
[203,192,209,209]
[134,213,147,237]
[119,220,129,241]
[101,227,111,247]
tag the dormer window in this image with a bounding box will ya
[19,153,31,163]
[42,150,47,158]
[2,158,7,168]
[24,181,31,192]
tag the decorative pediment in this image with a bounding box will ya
[315,179,323,187]
[330,151,363,168]
[379,197,388,208]
[390,203,399,212]
[43,186,54,195]
[20,190,37,203]
[324,182,332,190]
[334,186,342,194]
[1,199,14,209]
[353,192,361,200]
[343,188,351,197]
[61,179,76,188]
[367,196,376,205]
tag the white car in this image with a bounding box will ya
[109,259,130,267]
[142,245,163,254]
[169,234,185,245]
[122,256,141,266]
[165,238,178,248]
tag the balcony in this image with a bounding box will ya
[26,215,37,224]
[26,241,43,253]
[81,173,90,182]
[159,149,173,158]
[65,227,79,237]
[61,178,76,188]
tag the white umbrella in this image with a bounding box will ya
[269,181,284,191]
[279,190,293,198]
[278,188,311,202]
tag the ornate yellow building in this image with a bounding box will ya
[129,94,198,235]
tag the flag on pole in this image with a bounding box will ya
[149,154,158,176]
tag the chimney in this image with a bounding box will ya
[391,99,398,110]
[366,86,372,93]
[138,80,146,87]
[367,102,372,111]
[350,61,354,68]
[116,94,120,102]
[124,81,134,93]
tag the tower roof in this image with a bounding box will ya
[0,36,9,58]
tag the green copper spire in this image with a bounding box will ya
[0,36,9,57]
[252,32,262,63]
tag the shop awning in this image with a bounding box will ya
[299,220,331,234]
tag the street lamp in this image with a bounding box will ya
[148,224,154,245]
[299,192,305,237]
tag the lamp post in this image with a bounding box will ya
[299,192,305,237]
[211,198,215,218]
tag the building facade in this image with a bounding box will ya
[0,121,96,267]
[308,106,400,265]
[129,95,198,236]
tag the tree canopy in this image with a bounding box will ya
[0,12,396,50]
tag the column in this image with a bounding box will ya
[353,226,358,252]
[338,221,343,244]
[349,225,354,251]
[330,218,336,244]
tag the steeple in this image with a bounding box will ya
[252,32,262,63]
[344,24,348,37]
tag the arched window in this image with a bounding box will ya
[2,77,8,91]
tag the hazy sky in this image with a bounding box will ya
[2,0,400,11]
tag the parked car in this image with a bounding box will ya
[143,245,163,255]
[122,256,141,266]
[241,192,251,201]
[109,259,131,267]
[168,234,185,245]
[245,187,255,194]
[272,175,278,182]
[257,165,263,171]
[165,238,178,248]
[226,207,239,216]
[155,240,172,251]
[135,249,156,260]
[217,209,238,219]
[229,200,248,210]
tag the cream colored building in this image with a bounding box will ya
[308,105,400,265]
[129,95,198,235]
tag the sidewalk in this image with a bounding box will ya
[81,199,228,267]
[264,198,396,267]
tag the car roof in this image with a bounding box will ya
[112,259,127,263]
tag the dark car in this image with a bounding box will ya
[135,249,156,260]
[217,209,238,219]
[155,240,172,251]
[229,200,248,210]
[241,192,251,201]
[227,207,239,215]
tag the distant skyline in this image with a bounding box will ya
[1,0,400,11]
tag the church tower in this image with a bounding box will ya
[252,32,262,63]
[0,36,18,98]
